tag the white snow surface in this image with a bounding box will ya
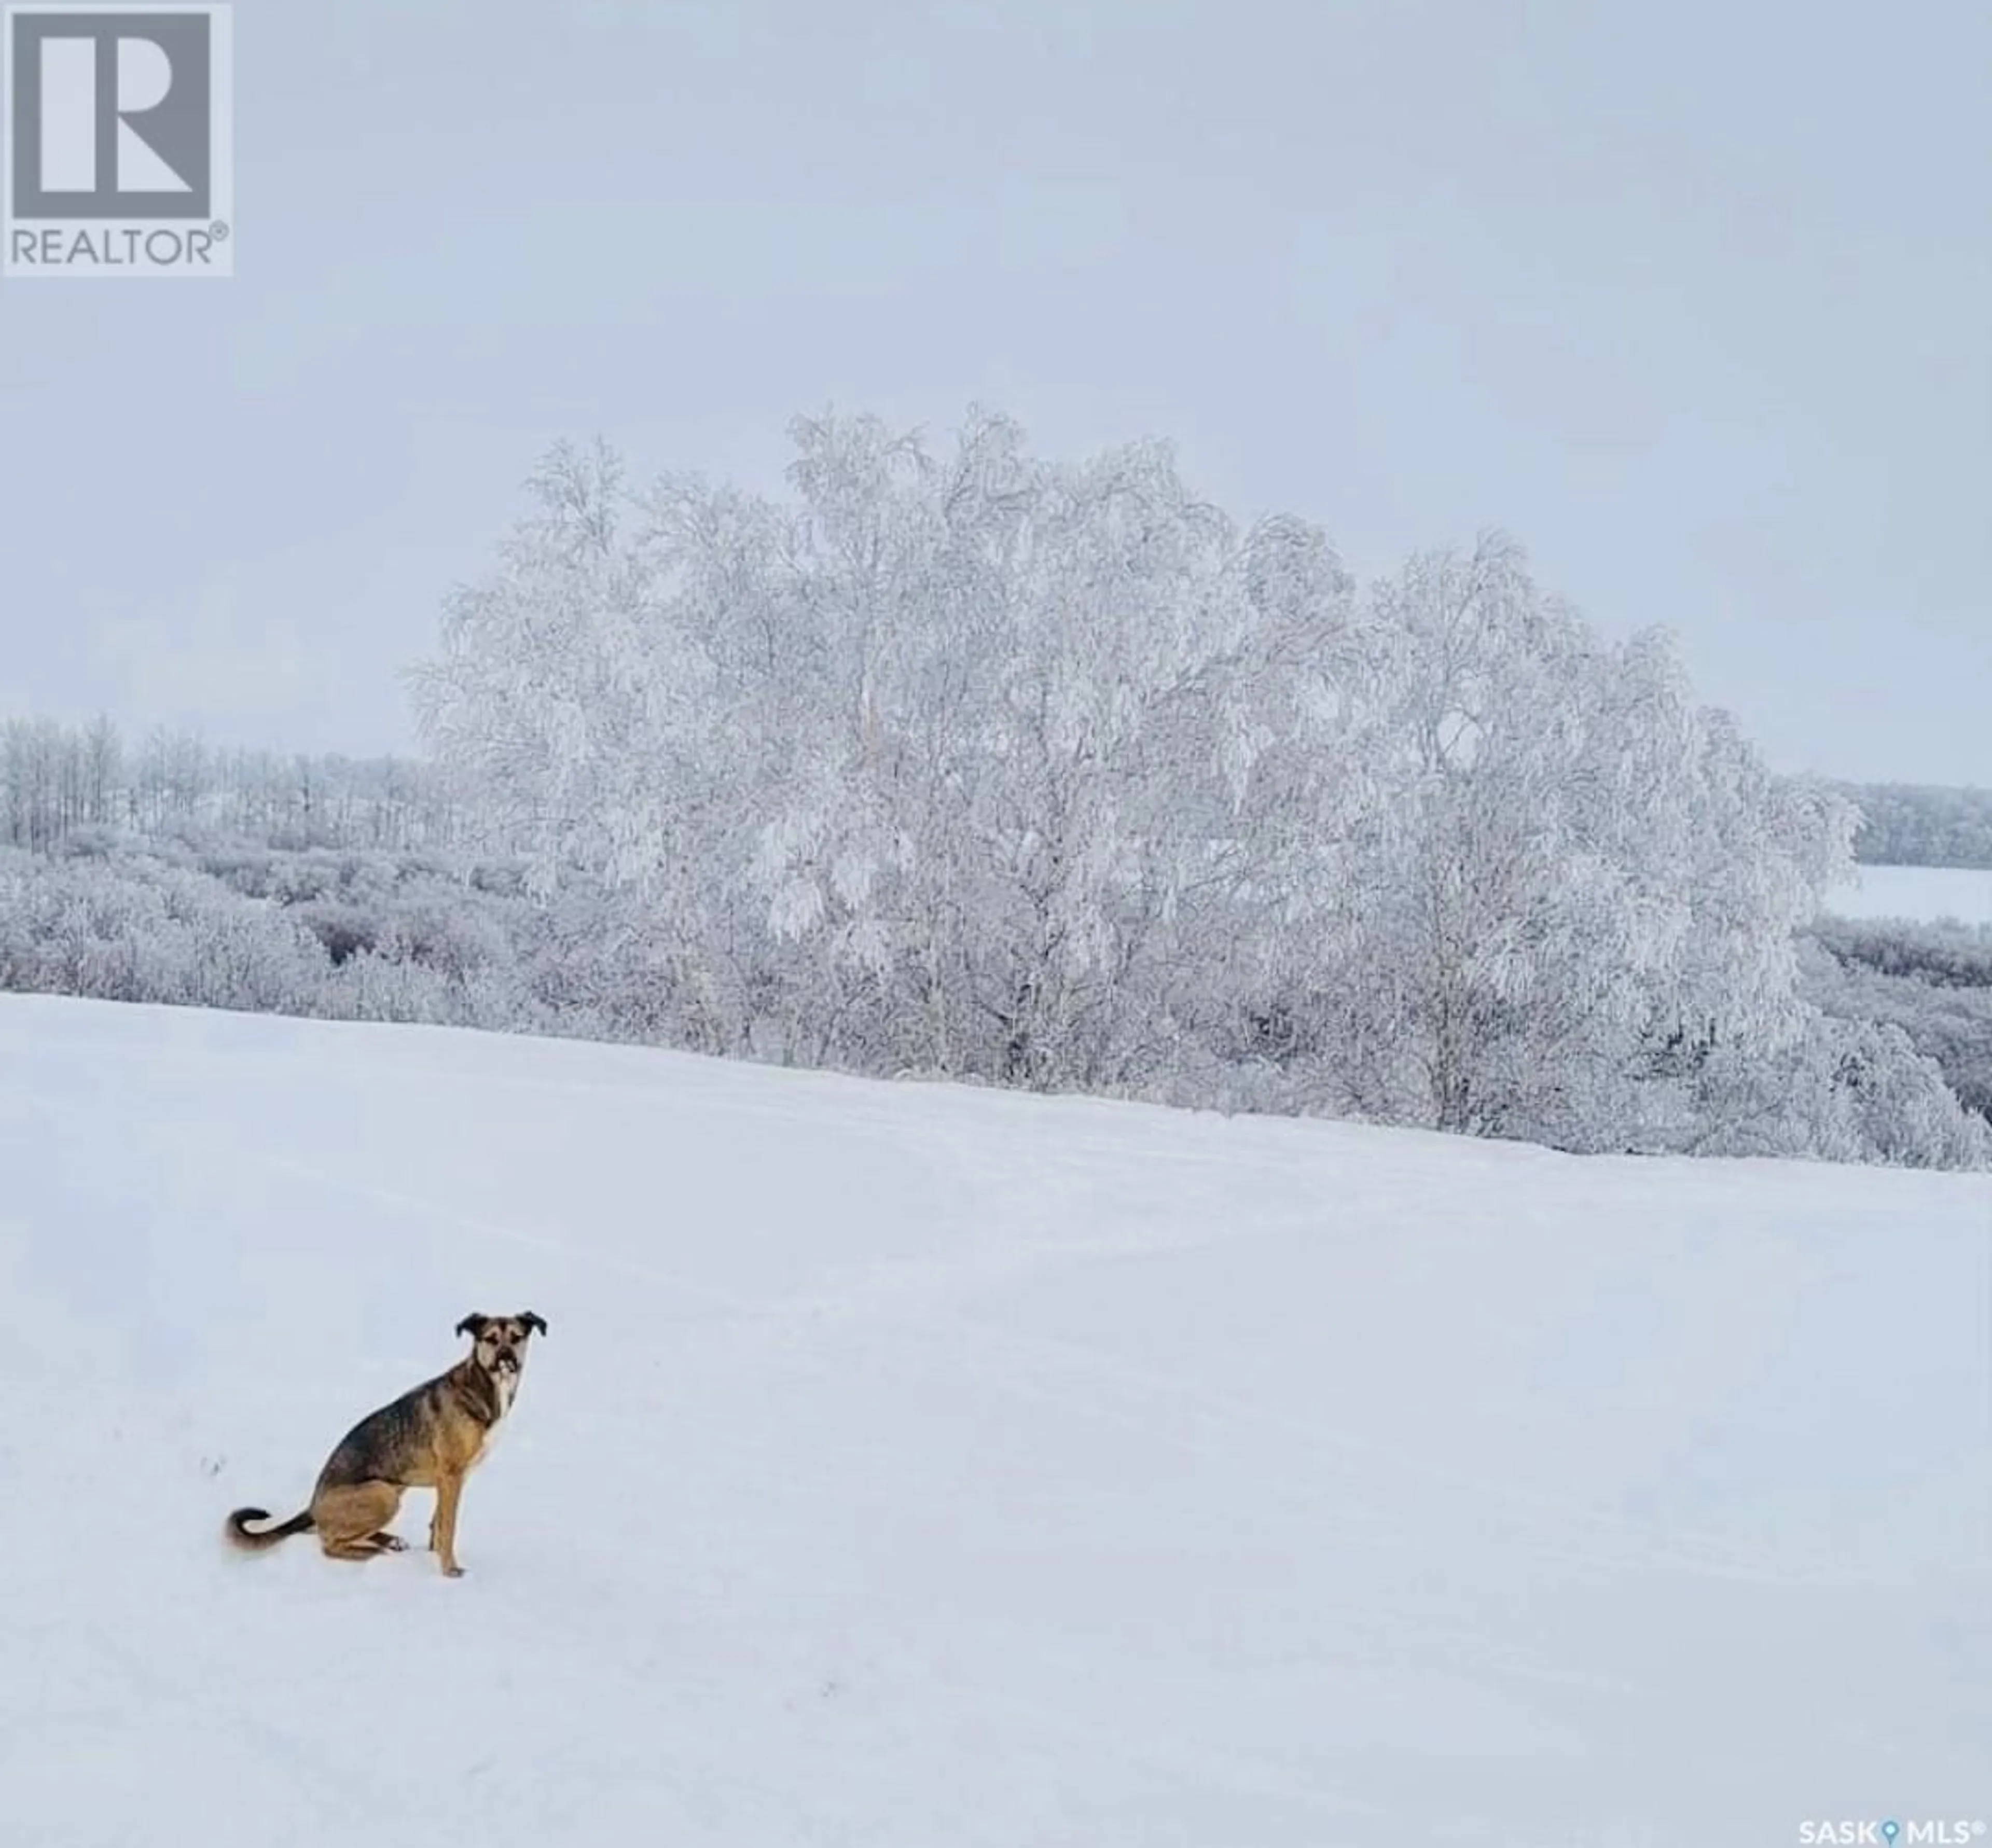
[1823,863,1992,926]
[1,993,1987,1848]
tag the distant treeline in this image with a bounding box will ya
[0,716,470,855]
[11,724,1987,872]
[1837,781,1992,869]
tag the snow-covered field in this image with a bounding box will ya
[1824,863,1992,926]
[1,993,1986,1848]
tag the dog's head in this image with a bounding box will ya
[455,1311,547,1379]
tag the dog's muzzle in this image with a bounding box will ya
[493,1350,520,1373]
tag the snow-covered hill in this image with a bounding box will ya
[2,994,1986,1847]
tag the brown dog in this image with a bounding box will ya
[226,1312,545,1577]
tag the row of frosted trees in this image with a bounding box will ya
[409,409,1983,1161]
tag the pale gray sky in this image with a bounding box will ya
[3,0,1986,783]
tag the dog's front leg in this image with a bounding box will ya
[431,1470,466,1578]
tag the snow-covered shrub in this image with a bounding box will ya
[1676,1009,1992,1169]
[1803,927,1992,1128]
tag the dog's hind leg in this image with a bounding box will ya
[312,1481,405,1562]
[323,1536,395,1561]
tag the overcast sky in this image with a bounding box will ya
[2,0,1986,784]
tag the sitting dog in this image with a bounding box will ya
[226,1312,546,1577]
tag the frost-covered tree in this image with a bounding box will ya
[739,411,1364,1087]
[1198,535,1864,1152]
[412,412,1364,1079]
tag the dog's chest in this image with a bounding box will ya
[468,1372,519,1467]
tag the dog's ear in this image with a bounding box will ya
[455,1313,488,1340]
[520,1311,547,1337]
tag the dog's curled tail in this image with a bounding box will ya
[226,1506,314,1551]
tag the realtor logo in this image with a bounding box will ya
[3,4,232,276]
